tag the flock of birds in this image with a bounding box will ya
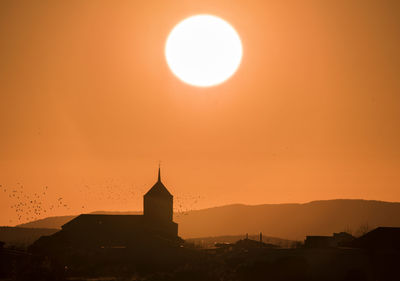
[79,179,143,208]
[174,193,202,217]
[78,180,202,216]
[2,181,202,225]
[2,183,69,224]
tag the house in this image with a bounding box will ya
[352,227,400,251]
[305,232,354,248]
[305,236,335,248]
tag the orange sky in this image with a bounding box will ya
[1,0,399,226]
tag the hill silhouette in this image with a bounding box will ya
[13,199,400,240]
[177,199,400,239]
[17,215,76,229]
[0,227,58,248]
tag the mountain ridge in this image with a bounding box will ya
[9,199,400,240]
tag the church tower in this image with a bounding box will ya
[143,167,173,222]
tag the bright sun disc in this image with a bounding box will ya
[165,15,243,87]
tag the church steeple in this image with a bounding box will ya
[144,166,172,198]
[144,166,173,222]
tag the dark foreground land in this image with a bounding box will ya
[1,229,400,281]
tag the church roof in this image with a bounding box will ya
[144,167,173,198]
[62,214,144,230]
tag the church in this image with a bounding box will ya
[30,168,181,253]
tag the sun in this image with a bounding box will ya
[165,14,243,87]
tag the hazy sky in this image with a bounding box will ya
[1,0,399,226]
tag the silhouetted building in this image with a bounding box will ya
[351,227,400,281]
[144,168,174,226]
[305,232,354,248]
[352,227,400,251]
[305,236,335,248]
[30,168,180,254]
[333,232,355,246]
[233,237,277,250]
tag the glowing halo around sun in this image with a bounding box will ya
[165,14,243,87]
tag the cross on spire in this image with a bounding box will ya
[158,162,161,182]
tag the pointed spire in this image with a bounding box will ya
[144,164,172,198]
[158,162,161,182]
